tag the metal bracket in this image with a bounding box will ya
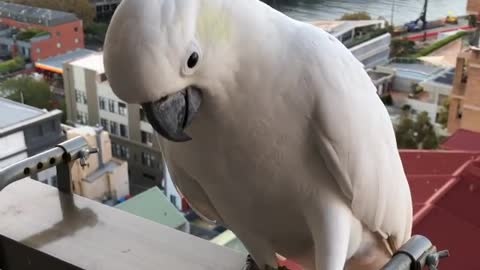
[381,235,449,270]
[0,136,98,193]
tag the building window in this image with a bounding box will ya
[120,145,130,159]
[118,102,127,116]
[74,27,79,32]
[141,131,153,146]
[120,124,128,138]
[141,152,156,168]
[77,111,88,125]
[57,42,62,48]
[139,108,147,121]
[74,38,79,44]
[108,99,116,113]
[36,48,41,53]
[170,195,177,206]
[99,96,106,110]
[109,121,118,135]
[100,118,108,131]
[143,173,155,181]
[457,103,463,119]
[75,90,87,104]
[100,73,108,82]
[56,32,61,37]
[75,90,81,103]
[111,142,121,157]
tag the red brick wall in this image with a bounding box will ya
[467,0,480,16]
[0,18,84,62]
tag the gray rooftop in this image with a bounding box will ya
[36,48,97,72]
[312,20,385,37]
[0,1,78,27]
[432,68,456,86]
[0,97,44,129]
[382,61,445,81]
[384,62,444,75]
[84,159,122,183]
[368,70,394,81]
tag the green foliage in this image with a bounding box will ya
[0,57,25,74]
[395,111,439,149]
[391,39,417,57]
[85,22,109,42]
[340,12,371,21]
[0,76,56,110]
[415,31,467,57]
[16,28,49,41]
[437,99,450,128]
[468,14,478,27]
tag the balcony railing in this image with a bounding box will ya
[0,137,449,270]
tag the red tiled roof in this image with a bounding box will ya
[400,150,480,175]
[279,150,480,270]
[412,159,480,270]
[441,129,480,152]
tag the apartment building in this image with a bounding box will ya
[63,53,163,195]
[89,0,121,21]
[0,1,84,62]
[312,20,391,68]
[448,46,480,133]
[65,125,130,203]
[0,97,63,185]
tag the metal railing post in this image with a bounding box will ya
[381,235,449,270]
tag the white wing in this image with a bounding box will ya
[301,25,413,249]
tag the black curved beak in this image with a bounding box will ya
[142,86,202,142]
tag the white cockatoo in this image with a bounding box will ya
[103,0,413,269]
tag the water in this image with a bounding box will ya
[263,0,468,25]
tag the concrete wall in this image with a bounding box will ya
[67,127,130,202]
[108,159,130,201]
[0,131,26,160]
[467,0,480,15]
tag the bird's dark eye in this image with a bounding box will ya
[187,52,199,69]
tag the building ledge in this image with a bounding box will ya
[0,179,247,270]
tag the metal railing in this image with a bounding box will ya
[381,235,449,270]
[0,138,449,270]
[0,136,97,193]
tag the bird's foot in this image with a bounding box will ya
[244,255,290,270]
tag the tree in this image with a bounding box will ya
[7,0,95,26]
[395,111,439,149]
[395,113,417,149]
[340,12,371,21]
[437,99,450,128]
[0,76,57,110]
[391,39,416,57]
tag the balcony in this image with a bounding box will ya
[0,137,449,270]
[0,136,247,269]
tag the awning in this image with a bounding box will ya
[34,48,97,74]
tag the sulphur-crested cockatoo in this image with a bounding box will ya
[103,0,413,269]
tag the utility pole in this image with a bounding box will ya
[422,0,428,41]
[391,0,396,26]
